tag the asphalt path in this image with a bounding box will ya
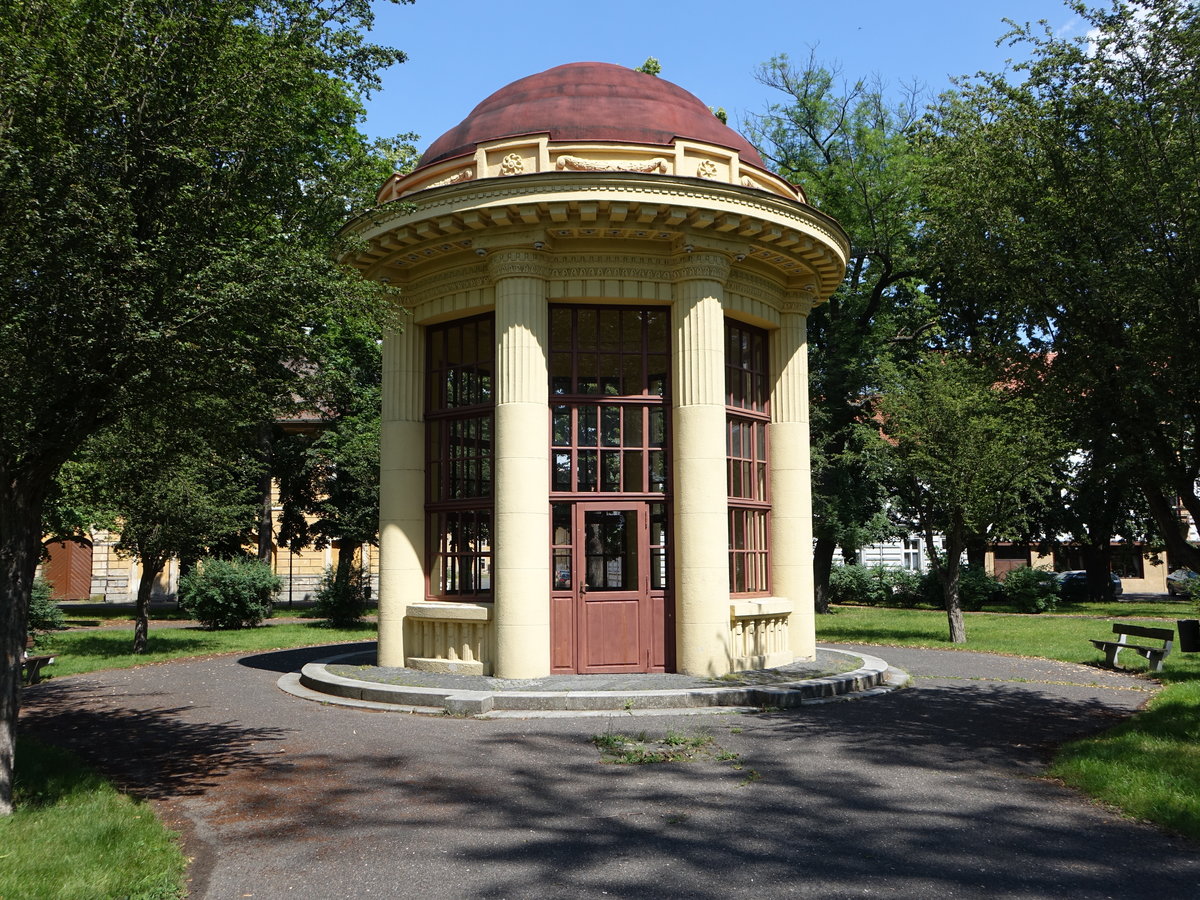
[19,643,1200,900]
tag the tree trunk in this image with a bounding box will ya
[132,556,166,654]
[1081,542,1114,603]
[0,472,49,816]
[256,423,274,563]
[333,539,354,593]
[1140,480,1200,572]
[813,535,836,614]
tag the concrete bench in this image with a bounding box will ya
[1090,623,1173,673]
[22,635,56,685]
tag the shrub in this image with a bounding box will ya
[828,565,891,606]
[28,576,65,633]
[1001,565,1059,613]
[178,557,279,629]
[314,563,372,626]
[915,566,1003,611]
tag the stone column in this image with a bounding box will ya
[672,252,732,676]
[489,250,552,678]
[378,313,425,667]
[770,292,817,660]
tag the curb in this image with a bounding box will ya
[278,647,905,718]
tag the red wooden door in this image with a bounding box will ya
[575,502,651,673]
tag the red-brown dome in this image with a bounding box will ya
[418,62,767,170]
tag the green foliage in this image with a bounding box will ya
[636,57,662,76]
[828,564,924,607]
[921,0,1200,571]
[3,737,186,898]
[999,566,1058,614]
[177,558,279,630]
[314,563,372,626]
[27,577,65,634]
[746,54,932,605]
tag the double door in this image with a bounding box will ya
[550,500,672,673]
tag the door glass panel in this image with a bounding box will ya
[583,510,637,591]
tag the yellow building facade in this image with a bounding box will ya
[342,63,848,677]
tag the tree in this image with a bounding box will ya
[921,0,1200,578]
[879,354,1066,643]
[746,54,931,611]
[0,0,407,815]
[276,316,383,600]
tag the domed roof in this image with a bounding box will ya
[418,62,766,170]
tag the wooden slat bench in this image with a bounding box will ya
[22,635,56,685]
[1090,623,1174,673]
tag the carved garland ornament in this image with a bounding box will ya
[426,168,475,190]
[556,155,669,174]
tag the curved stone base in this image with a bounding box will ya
[281,645,905,718]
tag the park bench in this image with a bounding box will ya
[22,635,55,685]
[1090,623,1174,673]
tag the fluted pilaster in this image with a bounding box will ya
[491,250,552,677]
[770,297,817,660]
[671,252,732,675]
[378,315,426,666]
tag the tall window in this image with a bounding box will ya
[426,315,494,599]
[726,320,770,595]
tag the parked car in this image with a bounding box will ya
[1055,570,1123,602]
[1167,568,1198,598]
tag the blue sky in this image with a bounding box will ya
[361,0,1089,153]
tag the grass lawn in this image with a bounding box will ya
[1,737,187,899]
[32,620,377,678]
[818,603,1200,841]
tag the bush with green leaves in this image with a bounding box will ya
[1000,565,1059,613]
[28,576,65,634]
[177,557,279,629]
[314,563,372,626]
[829,564,924,607]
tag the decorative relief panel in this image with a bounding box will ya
[556,155,669,174]
[499,153,525,176]
[696,160,719,180]
[427,168,475,189]
[487,248,549,281]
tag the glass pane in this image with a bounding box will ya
[599,310,620,352]
[578,407,597,446]
[578,451,597,491]
[553,549,572,591]
[624,407,643,448]
[551,353,571,395]
[577,309,597,352]
[649,504,666,544]
[651,548,668,590]
[599,355,620,395]
[551,307,572,349]
[622,353,643,396]
[552,503,572,543]
[602,406,621,447]
[623,450,643,492]
[647,310,667,347]
[622,310,642,348]
[649,408,664,447]
[553,452,572,492]
[649,450,665,492]
[601,451,621,491]
[648,358,667,397]
[552,406,571,446]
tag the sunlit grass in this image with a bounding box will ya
[0,737,186,899]
[818,604,1200,840]
[33,621,377,678]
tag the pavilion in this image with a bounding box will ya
[340,62,848,678]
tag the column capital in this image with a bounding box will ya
[673,251,731,285]
[487,248,549,281]
[781,288,818,317]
